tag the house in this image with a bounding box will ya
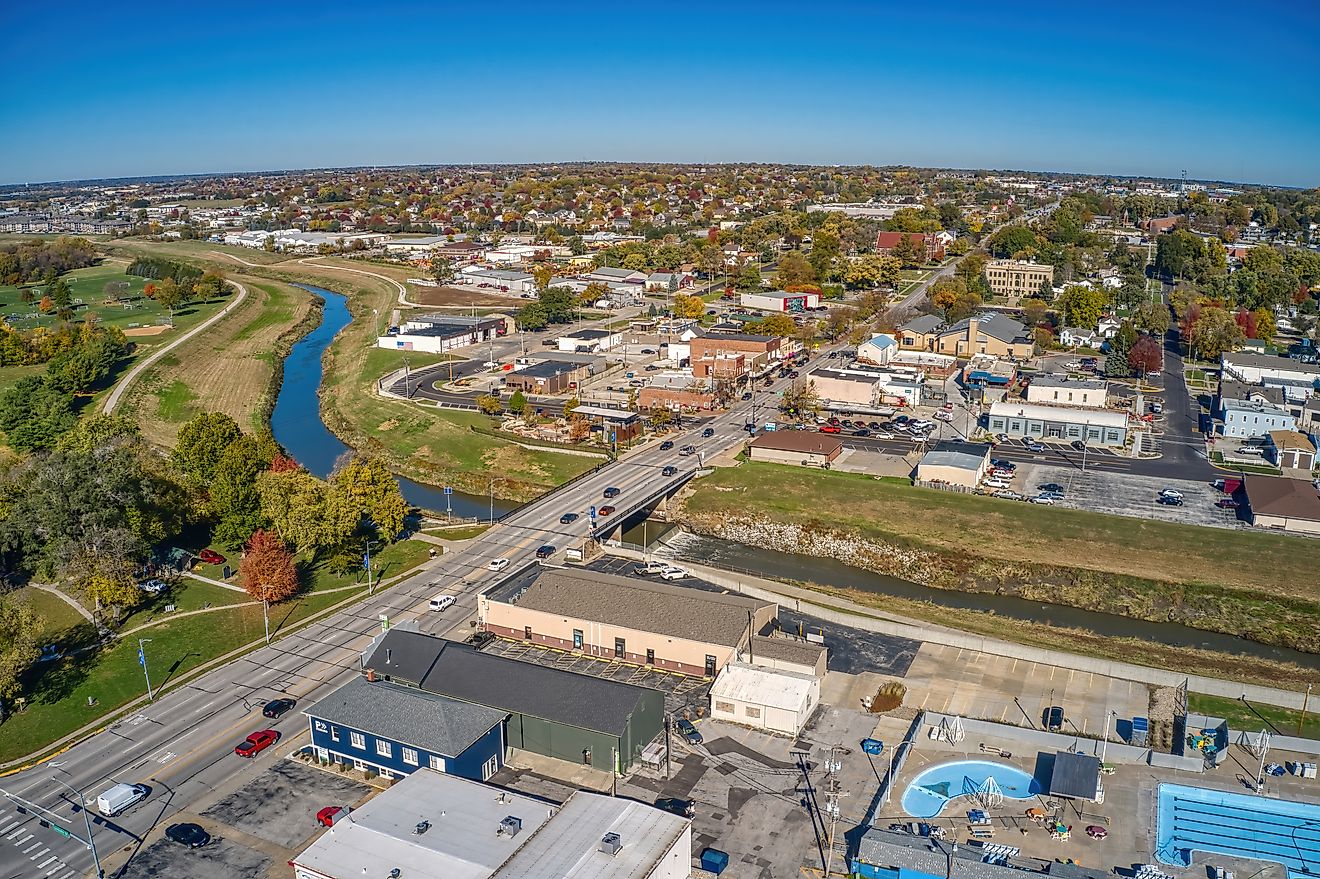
[915,441,991,489]
[1266,430,1317,473]
[1058,327,1101,348]
[988,401,1129,447]
[855,333,897,366]
[304,676,506,782]
[644,271,694,292]
[708,663,820,736]
[503,360,589,396]
[984,260,1054,301]
[477,568,776,678]
[1216,377,1285,413]
[1302,396,1320,434]
[1025,374,1109,409]
[740,290,820,313]
[379,315,509,355]
[556,328,622,353]
[1218,398,1295,439]
[748,431,845,468]
[290,770,691,879]
[1245,476,1320,535]
[874,231,946,262]
[896,314,944,351]
[363,629,665,771]
[934,313,1034,359]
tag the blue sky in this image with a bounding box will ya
[2,1,1317,186]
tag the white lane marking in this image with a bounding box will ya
[36,855,56,868]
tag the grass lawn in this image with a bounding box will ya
[423,524,491,540]
[1188,693,1320,739]
[13,588,87,642]
[0,363,45,396]
[0,539,431,764]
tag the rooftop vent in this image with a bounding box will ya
[599,832,623,856]
[413,820,430,835]
[498,816,522,837]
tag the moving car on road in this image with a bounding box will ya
[97,783,149,817]
[702,427,715,438]
[598,505,616,516]
[535,545,556,559]
[603,486,620,499]
[559,512,579,524]
[234,729,279,757]
[679,445,697,456]
[661,465,678,476]
[659,441,674,450]
[262,697,296,718]
[487,558,510,572]
[429,595,455,612]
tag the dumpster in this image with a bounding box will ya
[861,738,884,755]
[700,848,730,875]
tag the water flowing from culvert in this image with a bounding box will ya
[271,284,515,519]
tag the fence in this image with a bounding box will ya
[913,479,973,494]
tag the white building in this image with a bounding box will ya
[987,400,1129,447]
[809,366,924,409]
[1219,398,1296,439]
[458,267,537,294]
[856,333,897,366]
[379,315,508,355]
[1221,352,1320,386]
[740,290,820,313]
[556,328,622,353]
[709,663,820,736]
[1025,374,1109,409]
[292,769,691,879]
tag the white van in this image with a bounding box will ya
[429,595,455,612]
[97,783,148,817]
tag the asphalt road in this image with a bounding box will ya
[0,348,820,879]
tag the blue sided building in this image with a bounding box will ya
[304,675,507,782]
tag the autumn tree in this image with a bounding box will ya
[530,263,554,291]
[889,234,924,268]
[1128,335,1164,377]
[332,456,407,539]
[240,529,300,604]
[745,313,797,337]
[1188,307,1246,360]
[779,379,821,422]
[774,251,815,288]
[672,293,706,319]
[567,414,591,442]
[173,411,243,484]
[1021,298,1049,329]
[1056,285,1107,330]
[431,257,456,286]
[844,254,901,290]
[476,394,502,415]
[0,597,40,721]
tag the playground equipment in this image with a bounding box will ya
[930,715,965,744]
[974,776,1004,810]
[1188,729,1218,755]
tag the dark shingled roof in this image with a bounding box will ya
[365,629,447,685]
[306,676,505,758]
[1049,751,1101,799]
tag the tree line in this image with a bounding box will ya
[0,237,97,286]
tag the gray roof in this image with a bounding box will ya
[855,828,1105,879]
[1223,351,1320,376]
[1218,378,1284,406]
[749,636,827,668]
[512,361,580,379]
[306,676,505,758]
[365,629,447,685]
[943,312,1029,343]
[591,267,638,279]
[503,568,770,648]
[899,314,943,334]
[1048,751,1101,799]
[1029,373,1107,391]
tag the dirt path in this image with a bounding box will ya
[297,257,413,305]
[29,584,95,624]
[102,279,250,414]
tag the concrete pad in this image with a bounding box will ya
[200,759,373,850]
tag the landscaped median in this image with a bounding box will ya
[0,540,430,766]
[674,462,1320,683]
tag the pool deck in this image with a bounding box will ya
[874,722,1320,878]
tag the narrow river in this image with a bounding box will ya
[621,523,1320,670]
[271,284,516,519]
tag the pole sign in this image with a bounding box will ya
[137,648,146,667]
[443,486,453,495]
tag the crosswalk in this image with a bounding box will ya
[0,808,81,879]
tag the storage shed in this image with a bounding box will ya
[708,662,820,736]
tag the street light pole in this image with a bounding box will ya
[49,777,103,879]
[137,639,154,701]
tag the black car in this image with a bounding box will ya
[1070,440,1087,451]
[165,823,211,848]
[989,458,1016,471]
[741,392,752,401]
[853,428,870,437]
[1157,495,1184,506]
[702,427,715,438]
[465,631,496,649]
[1043,706,1065,732]
[535,545,555,559]
[675,718,703,745]
[655,797,696,818]
[1038,483,1065,494]
[559,512,579,524]
[603,486,620,499]
[262,698,296,719]
[659,440,674,450]
[662,465,678,476]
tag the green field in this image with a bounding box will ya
[0,539,431,764]
[1188,693,1320,739]
[13,587,87,642]
[0,260,217,333]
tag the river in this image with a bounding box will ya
[620,522,1320,670]
[271,284,516,519]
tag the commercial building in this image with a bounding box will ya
[856,333,898,366]
[638,374,716,412]
[503,360,590,395]
[874,231,946,262]
[1245,476,1320,535]
[563,405,643,444]
[291,769,691,879]
[1025,374,1109,408]
[740,290,820,313]
[987,400,1129,447]
[984,259,1054,301]
[363,629,665,771]
[458,267,537,294]
[557,328,622,353]
[478,568,775,678]
[962,354,1017,387]
[809,367,924,408]
[708,663,820,736]
[748,430,844,467]
[304,676,506,782]
[934,313,1034,359]
[853,827,1109,879]
[1048,751,1103,803]
[1221,351,1320,386]
[689,333,782,378]
[1218,398,1295,439]
[915,441,991,489]
[379,314,509,354]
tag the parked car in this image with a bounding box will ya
[1215,498,1240,509]
[1070,440,1087,451]
[1024,440,1045,453]
[535,545,556,559]
[138,579,168,595]
[1159,488,1184,499]
[97,783,149,817]
[702,427,715,438]
[871,430,895,440]
[894,415,909,424]
[465,630,496,649]
[659,566,687,580]
[636,561,669,576]
[655,797,696,818]
[662,465,678,476]
[316,806,344,827]
[1030,495,1057,505]
[1157,495,1184,506]
[994,433,1010,444]
[1043,706,1065,732]
[197,549,225,566]
[559,512,579,524]
[853,428,871,437]
[983,478,1012,489]
[603,486,620,499]
[990,458,1016,471]
[819,425,842,434]
[598,505,616,516]
[165,823,211,848]
[234,729,279,758]
[675,718,703,745]
[262,697,296,719]
[487,558,510,572]
[659,440,674,450]
[1038,483,1065,494]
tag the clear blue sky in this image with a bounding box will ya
[2,1,1317,186]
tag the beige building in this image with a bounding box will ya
[709,663,821,736]
[477,568,776,677]
[1025,374,1109,409]
[1246,476,1320,535]
[915,441,990,489]
[985,260,1054,301]
[748,431,845,467]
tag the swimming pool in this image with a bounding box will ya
[901,760,1041,819]
[1156,783,1320,879]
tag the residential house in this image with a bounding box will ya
[855,333,897,366]
[1218,398,1295,439]
[1058,327,1102,348]
[1266,430,1317,473]
[896,314,944,351]
[644,271,694,292]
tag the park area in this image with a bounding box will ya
[0,539,430,764]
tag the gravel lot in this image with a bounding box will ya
[201,760,372,849]
[117,836,269,879]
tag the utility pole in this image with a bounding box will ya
[821,748,847,878]
[364,540,374,595]
[3,782,103,879]
[1101,709,1115,764]
[262,595,270,644]
[137,639,154,701]
[1299,683,1312,737]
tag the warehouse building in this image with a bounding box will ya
[379,314,508,354]
[915,441,991,489]
[502,360,590,395]
[291,769,691,879]
[740,290,820,313]
[708,663,820,736]
[748,430,845,467]
[478,568,776,678]
[363,629,665,772]
[1025,373,1109,408]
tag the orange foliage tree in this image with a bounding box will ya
[239,529,299,603]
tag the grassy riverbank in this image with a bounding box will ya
[677,462,1320,663]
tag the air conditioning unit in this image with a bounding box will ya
[599,832,623,856]
[498,816,522,837]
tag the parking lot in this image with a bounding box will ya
[1011,460,1235,527]
[119,834,272,879]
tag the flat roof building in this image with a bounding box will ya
[985,259,1054,301]
[988,400,1128,447]
[708,663,820,736]
[1025,373,1109,408]
[916,440,991,489]
[748,430,845,467]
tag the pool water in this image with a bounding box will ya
[901,760,1041,819]
[1156,783,1320,879]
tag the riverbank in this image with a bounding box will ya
[674,462,1320,659]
